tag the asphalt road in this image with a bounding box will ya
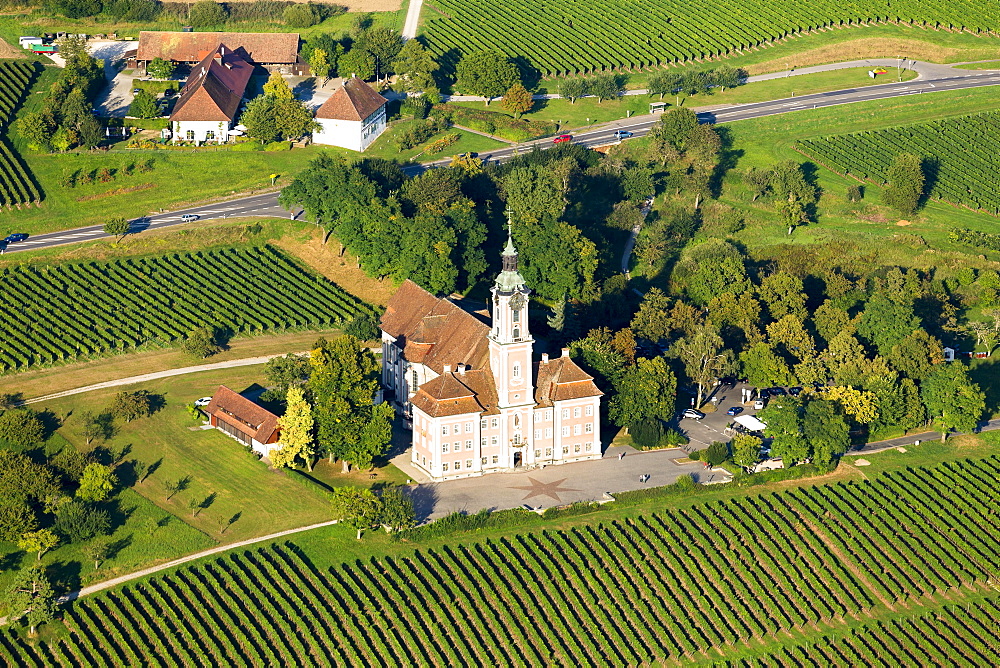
[6,69,1000,255]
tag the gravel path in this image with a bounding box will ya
[24,353,300,404]
[401,0,423,39]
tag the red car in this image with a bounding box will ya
[553,134,573,143]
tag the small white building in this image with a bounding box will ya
[312,76,388,152]
[19,36,42,49]
[170,44,253,144]
[204,385,282,458]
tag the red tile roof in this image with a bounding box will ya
[205,385,280,443]
[138,31,299,64]
[315,76,387,122]
[534,355,603,407]
[381,280,491,375]
[170,45,253,123]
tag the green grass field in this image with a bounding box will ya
[3,450,998,664]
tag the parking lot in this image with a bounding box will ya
[675,381,773,448]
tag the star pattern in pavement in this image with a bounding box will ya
[509,477,580,502]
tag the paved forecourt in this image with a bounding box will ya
[396,445,728,520]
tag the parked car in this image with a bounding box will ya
[753,399,766,410]
[3,233,28,243]
[132,88,142,95]
[457,151,478,159]
[180,214,199,222]
[682,409,705,420]
[726,406,743,417]
[553,134,573,143]
[194,397,212,407]
[789,386,803,396]
[769,387,787,396]
[613,130,634,139]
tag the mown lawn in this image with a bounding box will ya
[45,368,335,543]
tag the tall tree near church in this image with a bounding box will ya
[271,387,317,471]
[920,364,985,442]
[670,324,732,408]
[308,336,391,472]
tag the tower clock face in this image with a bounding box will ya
[509,292,526,311]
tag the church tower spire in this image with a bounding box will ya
[489,218,533,410]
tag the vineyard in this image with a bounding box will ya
[2,455,997,665]
[0,60,42,208]
[422,0,1000,76]
[725,598,1000,665]
[0,245,373,373]
[797,111,1000,214]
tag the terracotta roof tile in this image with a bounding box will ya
[205,385,280,442]
[170,45,252,122]
[410,368,499,418]
[534,356,603,406]
[381,280,490,375]
[315,76,387,121]
[138,31,299,64]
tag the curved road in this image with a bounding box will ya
[7,66,1000,255]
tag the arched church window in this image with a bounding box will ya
[513,327,520,339]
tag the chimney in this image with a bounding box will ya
[443,364,452,374]
[541,353,549,364]
[561,348,570,358]
[458,364,466,376]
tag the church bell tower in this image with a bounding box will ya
[489,232,534,410]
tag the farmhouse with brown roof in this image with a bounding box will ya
[381,236,602,481]
[137,31,305,73]
[204,385,281,457]
[313,76,388,151]
[169,44,253,144]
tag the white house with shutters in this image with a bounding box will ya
[312,76,388,152]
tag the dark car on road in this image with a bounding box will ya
[726,406,743,417]
[3,233,28,243]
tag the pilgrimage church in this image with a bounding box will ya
[380,237,603,480]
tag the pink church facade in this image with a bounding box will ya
[380,238,603,481]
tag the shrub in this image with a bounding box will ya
[188,0,228,27]
[705,441,729,467]
[846,184,863,202]
[54,500,111,543]
[630,418,665,449]
[283,2,320,27]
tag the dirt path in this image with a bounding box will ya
[0,520,339,625]
[23,353,303,404]
[401,0,423,39]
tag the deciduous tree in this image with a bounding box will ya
[378,487,415,533]
[272,387,317,471]
[76,463,116,503]
[4,565,57,635]
[921,364,986,441]
[81,535,112,569]
[760,397,809,464]
[670,324,732,407]
[330,487,381,539]
[392,39,438,93]
[558,77,588,103]
[609,356,677,427]
[802,399,850,466]
[456,49,520,99]
[103,217,131,242]
[501,83,533,118]
[0,408,46,448]
[146,57,174,79]
[109,390,156,422]
[18,529,59,561]
[731,433,762,469]
[128,90,160,119]
[262,71,294,101]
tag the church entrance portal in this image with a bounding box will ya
[513,452,522,467]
